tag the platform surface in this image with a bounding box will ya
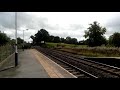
[0,49,76,78]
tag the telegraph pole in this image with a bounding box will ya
[15,12,18,67]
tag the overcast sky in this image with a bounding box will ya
[0,12,120,42]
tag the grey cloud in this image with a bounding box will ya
[49,31,69,38]
[0,12,49,30]
[17,12,48,30]
[2,12,119,42]
[0,12,51,41]
[45,24,60,30]
[16,12,61,31]
[103,15,120,39]
[0,12,84,32]
[105,14,120,33]
[0,12,15,29]
[0,12,65,42]
[49,29,85,41]
[69,24,84,31]
[52,32,84,41]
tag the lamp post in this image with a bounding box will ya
[23,29,28,51]
[15,12,18,67]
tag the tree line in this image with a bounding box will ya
[0,31,31,49]
[0,31,24,46]
[1,21,120,47]
[30,29,78,45]
[30,21,120,47]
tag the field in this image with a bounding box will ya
[46,42,120,57]
[46,42,87,48]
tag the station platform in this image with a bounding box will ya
[0,49,76,78]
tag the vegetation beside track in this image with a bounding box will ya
[46,42,87,48]
[0,44,15,63]
[46,42,120,57]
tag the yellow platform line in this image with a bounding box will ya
[31,49,65,78]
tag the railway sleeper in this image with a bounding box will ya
[72,72,81,75]
[68,69,77,72]
[76,74,85,77]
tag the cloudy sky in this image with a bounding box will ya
[0,12,120,42]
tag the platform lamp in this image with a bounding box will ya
[15,12,18,67]
[23,29,29,51]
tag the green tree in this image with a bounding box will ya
[84,21,107,47]
[0,31,10,45]
[66,36,72,44]
[30,29,49,45]
[65,36,78,44]
[71,38,78,44]
[10,39,15,45]
[30,35,35,45]
[109,32,120,47]
[60,37,66,43]
[53,36,60,43]
[17,37,24,44]
[49,35,55,42]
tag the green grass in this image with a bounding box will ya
[46,42,58,48]
[46,42,87,48]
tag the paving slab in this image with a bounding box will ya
[0,49,50,78]
[0,49,76,78]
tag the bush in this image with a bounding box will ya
[0,44,15,62]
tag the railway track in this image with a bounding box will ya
[52,49,120,76]
[36,47,98,78]
[35,47,120,78]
